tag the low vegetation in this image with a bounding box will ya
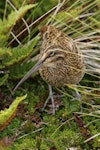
[0,0,100,149]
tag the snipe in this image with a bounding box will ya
[14,25,85,114]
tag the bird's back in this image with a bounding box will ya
[39,25,85,87]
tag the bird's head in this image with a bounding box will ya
[39,46,65,69]
[13,46,65,91]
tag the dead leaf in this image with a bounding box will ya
[74,113,89,139]
[50,146,57,150]
[0,136,14,150]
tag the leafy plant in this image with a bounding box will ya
[0,0,100,149]
[0,4,38,85]
[0,94,27,131]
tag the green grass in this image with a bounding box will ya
[0,0,100,149]
[0,77,100,149]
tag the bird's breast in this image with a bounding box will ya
[39,66,67,87]
[39,56,85,87]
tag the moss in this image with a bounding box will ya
[0,77,100,149]
[11,137,37,150]
[0,0,100,149]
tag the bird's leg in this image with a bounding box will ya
[70,84,81,101]
[71,88,83,112]
[73,88,81,100]
[42,84,55,115]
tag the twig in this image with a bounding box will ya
[83,133,100,143]
[16,128,43,140]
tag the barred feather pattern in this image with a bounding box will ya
[39,25,85,87]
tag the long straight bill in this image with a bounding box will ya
[13,60,43,92]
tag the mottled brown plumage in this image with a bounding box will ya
[39,25,85,87]
[14,25,85,114]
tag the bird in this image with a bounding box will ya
[13,25,85,114]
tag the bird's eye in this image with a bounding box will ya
[49,51,55,57]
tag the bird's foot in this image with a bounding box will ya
[42,94,55,114]
[41,85,55,114]
[71,89,81,101]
